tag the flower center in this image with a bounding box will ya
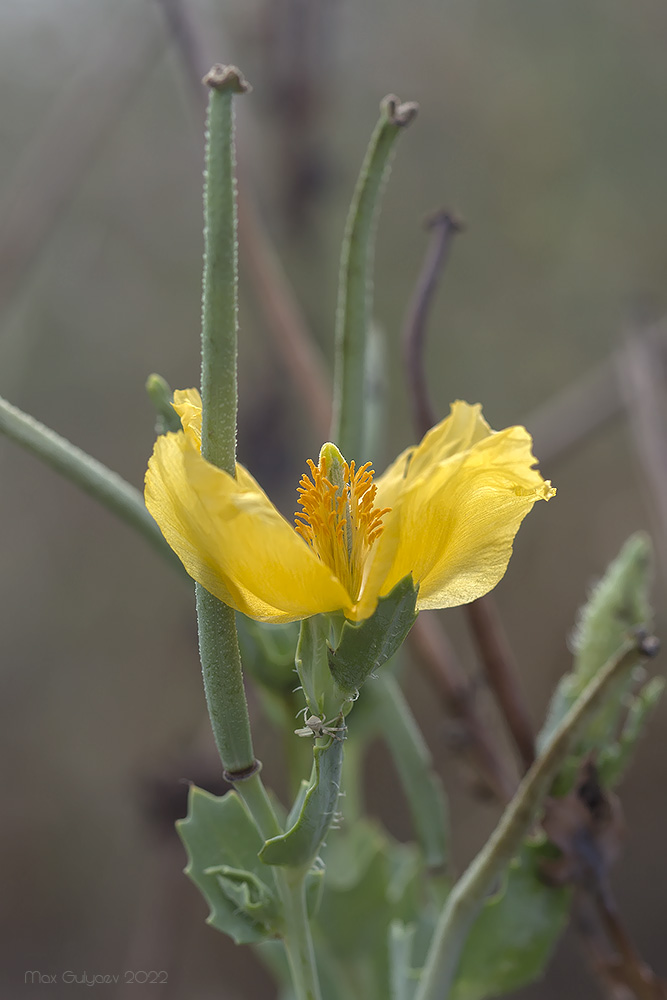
[294,443,391,601]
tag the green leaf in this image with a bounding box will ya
[449,841,571,1000]
[598,675,665,787]
[260,732,345,867]
[331,94,418,460]
[538,532,653,753]
[205,865,278,926]
[177,785,279,943]
[328,575,419,694]
[315,821,424,1000]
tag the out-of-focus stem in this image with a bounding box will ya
[369,672,449,870]
[402,204,534,778]
[402,209,463,437]
[414,634,659,1000]
[0,393,181,571]
[464,597,535,772]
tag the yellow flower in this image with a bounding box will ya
[145,390,555,624]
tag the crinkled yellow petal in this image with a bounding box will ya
[145,431,351,623]
[375,401,493,510]
[172,388,203,448]
[378,424,555,609]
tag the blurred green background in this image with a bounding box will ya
[1,0,666,996]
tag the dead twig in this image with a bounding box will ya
[463,597,535,772]
[616,330,667,579]
[402,209,464,436]
[155,0,332,437]
[525,356,620,465]
[236,188,332,436]
[403,208,535,778]
[410,612,516,803]
[0,10,163,317]
[156,0,212,101]
[543,760,666,1000]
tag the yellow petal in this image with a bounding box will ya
[145,431,351,622]
[375,401,492,509]
[378,424,555,608]
[172,388,203,448]
[350,503,404,621]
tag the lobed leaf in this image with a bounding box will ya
[177,785,279,943]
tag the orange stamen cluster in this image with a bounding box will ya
[295,455,391,601]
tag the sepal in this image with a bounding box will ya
[328,575,418,694]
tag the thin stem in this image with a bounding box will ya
[464,597,535,773]
[369,672,449,871]
[400,206,533,785]
[414,634,659,1000]
[0,393,181,571]
[402,209,463,438]
[0,14,162,320]
[237,186,332,438]
[155,0,332,438]
[280,869,323,1000]
[200,64,249,475]
[410,613,516,803]
[526,356,620,465]
[617,330,667,581]
[339,735,364,823]
[235,769,283,840]
[331,94,418,460]
[237,771,322,1000]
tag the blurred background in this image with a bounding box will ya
[1,0,666,996]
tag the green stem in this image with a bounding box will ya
[235,769,283,840]
[0,393,181,571]
[196,67,322,1000]
[371,672,449,871]
[200,65,248,474]
[414,634,658,1000]
[195,584,255,773]
[295,616,341,720]
[194,65,257,778]
[331,95,418,460]
[280,868,323,1000]
[339,735,364,823]
[237,772,321,1000]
